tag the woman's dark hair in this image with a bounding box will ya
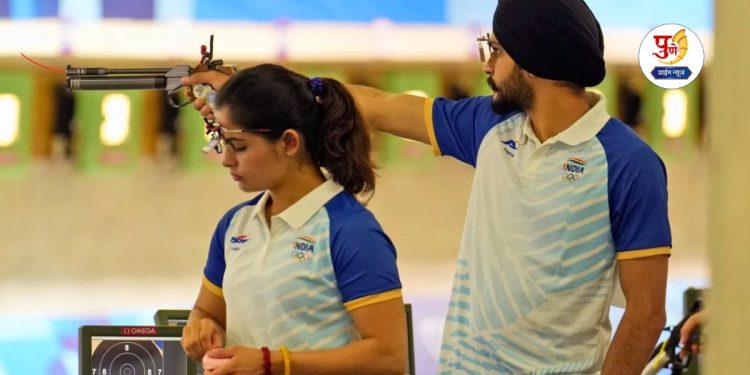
[215,64,375,198]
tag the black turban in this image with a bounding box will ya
[493,0,606,87]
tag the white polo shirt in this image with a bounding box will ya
[426,93,671,374]
[202,179,402,350]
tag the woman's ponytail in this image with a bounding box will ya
[313,77,376,200]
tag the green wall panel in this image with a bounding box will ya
[642,79,701,158]
[74,91,144,173]
[593,72,618,116]
[0,72,34,177]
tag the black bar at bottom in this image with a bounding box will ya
[66,76,167,90]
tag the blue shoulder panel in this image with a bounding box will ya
[432,95,518,166]
[597,119,672,252]
[326,193,401,303]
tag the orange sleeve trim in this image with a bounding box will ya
[343,289,403,311]
[423,97,441,156]
[202,276,224,297]
[617,247,672,260]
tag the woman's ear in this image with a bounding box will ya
[280,130,301,156]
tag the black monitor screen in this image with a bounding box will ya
[80,326,194,375]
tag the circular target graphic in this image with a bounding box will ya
[92,340,164,375]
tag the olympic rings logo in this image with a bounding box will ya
[292,250,313,262]
[561,172,581,183]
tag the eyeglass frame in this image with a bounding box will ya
[477,32,502,63]
[202,122,277,154]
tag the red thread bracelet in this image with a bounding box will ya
[261,346,271,375]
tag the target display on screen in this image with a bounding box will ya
[91,337,178,375]
[79,326,195,375]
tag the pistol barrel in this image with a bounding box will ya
[66,76,167,90]
[65,66,172,76]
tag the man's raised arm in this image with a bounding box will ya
[181,71,432,144]
[346,84,429,144]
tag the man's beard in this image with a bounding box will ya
[488,66,534,114]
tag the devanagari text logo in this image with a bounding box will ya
[639,24,704,89]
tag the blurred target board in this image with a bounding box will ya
[74,91,145,173]
[0,71,33,176]
[79,326,196,375]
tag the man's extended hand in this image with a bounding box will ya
[181,70,233,118]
